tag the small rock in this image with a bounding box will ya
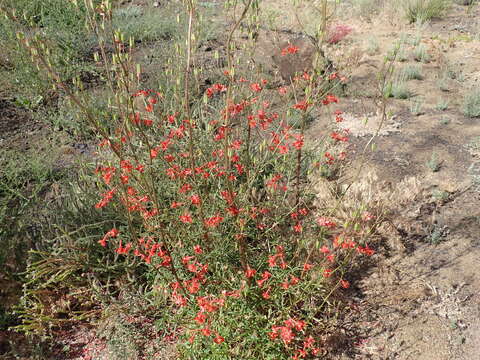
[153,1,160,7]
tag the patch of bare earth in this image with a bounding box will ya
[314,3,480,359]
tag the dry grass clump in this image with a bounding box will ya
[313,169,422,222]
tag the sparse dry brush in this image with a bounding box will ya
[3,0,385,358]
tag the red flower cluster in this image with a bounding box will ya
[98,228,119,247]
[281,44,300,56]
[206,83,227,98]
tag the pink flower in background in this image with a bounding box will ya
[327,24,352,44]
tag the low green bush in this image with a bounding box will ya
[403,0,450,23]
[463,88,480,118]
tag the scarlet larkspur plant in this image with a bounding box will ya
[19,0,381,357]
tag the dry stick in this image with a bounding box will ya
[223,0,255,272]
[340,54,397,197]
[181,0,212,247]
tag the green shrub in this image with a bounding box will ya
[385,79,412,99]
[0,0,96,100]
[410,97,424,115]
[354,0,385,20]
[463,88,480,117]
[413,44,431,63]
[385,43,408,62]
[426,152,441,172]
[403,0,450,23]
[113,5,182,43]
[401,64,423,80]
[435,99,449,111]
[366,36,380,55]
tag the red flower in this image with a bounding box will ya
[293,222,303,233]
[150,148,159,159]
[284,318,305,331]
[340,279,350,289]
[323,94,339,105]
[362,211,375,221]
[268,255,278,267]
[95,189,116,209]
[171,201,183,209]
[303,335,315,349]
[317,217,336,228]
[357,244,375,256]
[289,276,300,286]
[256,271,272,287]
[193,312,207,324]
[245,267,257,278]
[193,245,203,254]
[179,183,192,194]
[179,213,193,224]
[120,160,133,172]
[226,206,239,216]
[164,154,175,162]
[171,292,187,307]
[213,83,227,92]
[292,135,304,150]
[303,263,314,271]
[293,100,310,111]
[186,279,200,294]
[279,326,294,344]
[204,215,223,228]
[330,132,348,142]
[320,245,330,254]
[190,194,201,206]
[213,334,224,344]
[262,288,271,300]
[325,152,335,165]
[108,228,119,237]
[201,327,212,337]
[281,45,299,56]
[250,83,262,92]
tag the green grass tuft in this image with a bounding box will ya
[463,88,480,118]
[403,0,450,23]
